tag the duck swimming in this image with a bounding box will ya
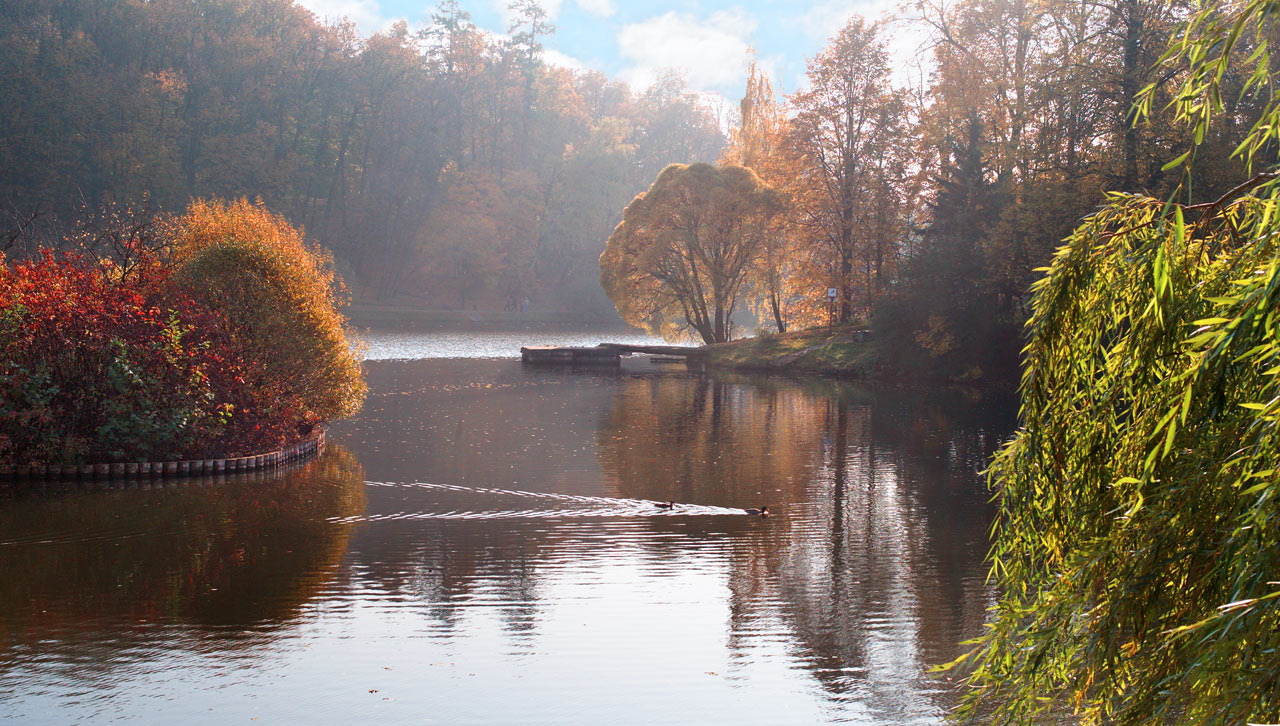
[745,505,770,517]
[655,501,676,509]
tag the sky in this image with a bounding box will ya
[294,0,931,112]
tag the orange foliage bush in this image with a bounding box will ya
[167,199,366,444]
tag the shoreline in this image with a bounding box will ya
[0,429,327,482]
[703,326,877,379]
[700,325,1015,387]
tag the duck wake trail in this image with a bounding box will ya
[326,480,747,524]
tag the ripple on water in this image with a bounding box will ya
[330,480,748,523]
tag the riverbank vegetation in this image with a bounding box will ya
[704,326,879,379]
[0,200,365,467]
[949,1,1280,721]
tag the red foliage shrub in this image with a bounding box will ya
[0,251,230,464]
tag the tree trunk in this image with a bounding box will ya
[770,291,786,333]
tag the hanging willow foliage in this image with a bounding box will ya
[953,1,1280,722]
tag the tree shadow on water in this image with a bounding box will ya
[0,446,367,653]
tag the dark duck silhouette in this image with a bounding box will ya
[655,501,675,509]
[745,505,770,517]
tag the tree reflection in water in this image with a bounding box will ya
[0,447,366,651]
[337,363,1012,720]
[596,373,1014,716]
[0,359,1020,724]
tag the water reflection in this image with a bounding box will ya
[0,448,366,646]
[0,356,1014,725]
[597,373,1013,721]
[334,362,1012,723]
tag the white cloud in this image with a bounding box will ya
[543,48,590,73]
[494,0,565,29]
[574,0,615,17]
[295,0,388,33]
[616,9,756,96]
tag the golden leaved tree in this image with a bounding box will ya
[168,198,366,440]
[787,17,911,324]
[599,163,783,344]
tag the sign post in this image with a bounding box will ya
[826,287,837,333]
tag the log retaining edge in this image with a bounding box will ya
[0,429,326,482]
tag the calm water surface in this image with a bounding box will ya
[0,331,1015,724]
[360,327,675,360]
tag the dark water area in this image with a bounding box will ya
[0,340,1016,724]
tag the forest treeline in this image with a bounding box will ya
[0,0,723,314]
[601,0,1264,379]
[1,0,1269,379]
[864,0,1255,379]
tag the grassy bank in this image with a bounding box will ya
[705,325,879,378]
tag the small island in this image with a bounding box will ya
[0,199,366,480]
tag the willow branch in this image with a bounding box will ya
[1182,172,1280,217]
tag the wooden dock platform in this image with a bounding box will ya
[521,345,621,366]
[594,343,705,359]
[520,343,706,368]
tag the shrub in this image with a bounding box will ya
[0,251,228,464]
[167,199,366,448]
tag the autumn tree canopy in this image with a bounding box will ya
[600,163,783,344]
[722,57,796,333]
[707,1,1258,380]
[169,199,366,430]
[787,18,910,324]
[0,0,725,314]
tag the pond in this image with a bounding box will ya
[0,332,1016,724]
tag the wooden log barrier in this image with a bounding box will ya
[0,428,327,481]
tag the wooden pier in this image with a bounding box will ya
[521,345,622,366]
[520,343,706,367]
